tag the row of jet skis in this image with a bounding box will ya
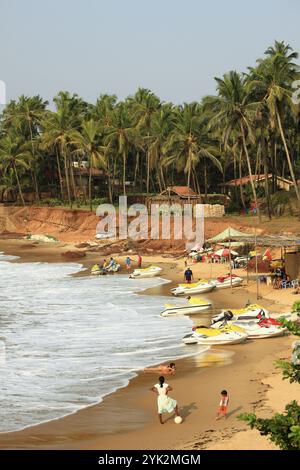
[128,266,289,345]
[129,266,243,292]
[161,299,289,345]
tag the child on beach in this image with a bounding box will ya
[216,390,229,420]
[150,376,180,424]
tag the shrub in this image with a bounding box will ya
[238,401,300,450]
[40,198,64,207]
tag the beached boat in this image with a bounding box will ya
[171,279,215,296]
[211,304,269,323]
[129,265,162,279]
[160,297,212,317]
[182,324,248,345]
[210,274,243,290]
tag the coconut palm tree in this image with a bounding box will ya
[207,71,260,217]
[70,119,107,210]
[163,103,222,201]
[41,107,75,207]
[0,135,31,206]
[104,103,135,196]
[149,103,176,192]
[247,42,300,215]
[2,95,48,202]
[131,88,161,193]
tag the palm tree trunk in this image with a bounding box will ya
[62,145,71,207]
[261,132,272,220]
[56,146,64,200]
[187,150,192,204]
[276,110,300,216]
[193,168,201,200]
[146,133,150,194]
[70,159,78,207]
[204,159,208,203]
[239,148,246,211]
[240,123,260,219]
[89,160,93,211]
[27,110,40,202]
[134,151,139,187]
[160,165,166,191]
[123,150,126,196]
[14,164,25,206]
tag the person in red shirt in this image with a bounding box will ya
[137,253,142,268]
[216,390,229,420]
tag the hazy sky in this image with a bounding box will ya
[0,0,299,106]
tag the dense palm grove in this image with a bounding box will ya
[1,41,300,217]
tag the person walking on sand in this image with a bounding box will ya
[184,267,194,284]
[216,389,229,420]
[125,256,132,271]
[150,376,180,425]
[137,253,142,268]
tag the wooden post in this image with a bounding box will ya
[229,227,233,293]
[255,230,259,300]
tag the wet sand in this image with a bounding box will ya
[0,239,297,450]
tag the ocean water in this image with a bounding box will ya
[0,252,204,432]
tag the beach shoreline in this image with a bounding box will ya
[0,238,298,450]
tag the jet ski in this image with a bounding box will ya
[129,266,162,279]
[161,297,212,317]
[210,274,243,290]
[211,316,286,339]
[182,324,248,345]
[212,305,269,323]
[171,280,215,296]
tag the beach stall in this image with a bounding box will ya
[225,233,300,299]
[208,227,249,248]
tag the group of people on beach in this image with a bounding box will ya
[92,254,142,275]
[144,363,229,424]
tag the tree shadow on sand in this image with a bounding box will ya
[164,402,198,423]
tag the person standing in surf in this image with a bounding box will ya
[150,376,180,424]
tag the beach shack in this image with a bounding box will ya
[147,186,225,217]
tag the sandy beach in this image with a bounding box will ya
[0,238,299,450]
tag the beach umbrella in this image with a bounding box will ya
[214,248,238,257]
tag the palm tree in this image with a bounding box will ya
[163,103,222,201]
[70,119,106,210]
[0,135,31,206]
[2,95,48,202]
[131,88,161,193]
[208,71,260,217]
[104,103,135,196]
[41,107,75,207]
[149,103,176,192]
[247,42,300,214]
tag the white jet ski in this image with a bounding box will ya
[161,297,212,317]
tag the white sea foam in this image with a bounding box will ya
[0,253,206,432]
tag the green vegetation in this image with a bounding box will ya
[239,301,300,449]
[1,41,300,215]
